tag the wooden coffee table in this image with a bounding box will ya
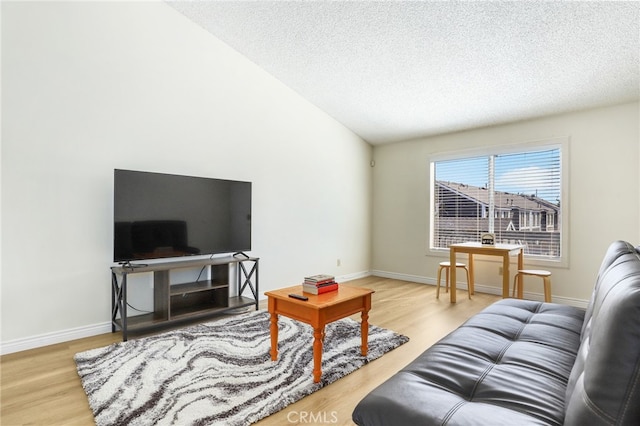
[265,285,374,383]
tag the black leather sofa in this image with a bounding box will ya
[353,240,640,425]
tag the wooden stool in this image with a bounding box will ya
[437,261,472,299]
[512,270,552,302]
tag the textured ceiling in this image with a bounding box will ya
[167,1,640,145]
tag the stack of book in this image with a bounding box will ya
[302,274,339,295]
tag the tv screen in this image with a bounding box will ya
[113,169,251,263]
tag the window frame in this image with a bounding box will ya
[428,137,569,268]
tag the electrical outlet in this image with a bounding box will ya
[498,266,503,275]
[337,259,341,267]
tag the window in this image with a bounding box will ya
[430,141,565,261]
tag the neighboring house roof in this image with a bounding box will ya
[436,181,559,213]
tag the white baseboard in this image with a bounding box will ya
[371,269,431,284]
[337,270,372,282]
[371,269,589,309]
[1,322,113,356]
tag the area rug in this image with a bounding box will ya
[75,310,408,426]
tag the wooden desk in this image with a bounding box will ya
[265,285,374,383]
[449,242,524,303]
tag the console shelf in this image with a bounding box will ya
[111,255,259,341]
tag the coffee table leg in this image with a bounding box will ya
[361,310,369,356]
[313,326,324,383]
[270,312,278,361]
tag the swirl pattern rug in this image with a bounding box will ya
[74,310,408,426]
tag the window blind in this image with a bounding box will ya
[432,147,561,259]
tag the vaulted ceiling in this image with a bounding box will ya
[167,1,640,145]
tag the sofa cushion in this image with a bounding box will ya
[352,299,585,426]
[564,240,640,425]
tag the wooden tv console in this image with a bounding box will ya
[110,255,259,341]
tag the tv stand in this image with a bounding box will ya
[110,256,259,341]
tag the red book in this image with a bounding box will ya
[303,283,339,295]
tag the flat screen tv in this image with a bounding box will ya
[113,169,251,263]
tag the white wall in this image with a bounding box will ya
[1,1,372,350]
[372,102,640,304]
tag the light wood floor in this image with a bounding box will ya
[0,276,499,426]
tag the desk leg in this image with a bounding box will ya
[449,248,457,303]
[468,253,475,295]
[313,326,324,383]
[517,249,524,299]
[502,255,510,298]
